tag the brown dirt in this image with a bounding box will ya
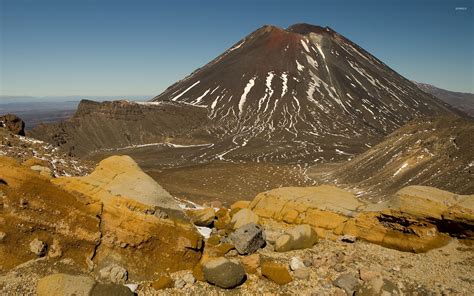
[147,161,315,207]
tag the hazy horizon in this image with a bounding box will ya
[1,0,473,98]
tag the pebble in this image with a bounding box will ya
[289,257,305,271]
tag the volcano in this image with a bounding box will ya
[31,23,457,165]
[151,23,455,163]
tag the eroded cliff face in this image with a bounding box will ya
[29,100,215,157]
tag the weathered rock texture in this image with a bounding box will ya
[0,155,203,280]
[0,114,25,136]
[249,185,473,252]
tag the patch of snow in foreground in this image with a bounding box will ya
[196,226,212,239]
[125,284,138,293]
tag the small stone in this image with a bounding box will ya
[261,261,293,285]
[19,198,28,209]
[340,234,356,243]
[151,275,174,290]
[289,257,305,271]
[240,253,260,274]
[333,288,347,296]
[182,272,196,285]
[303,258,313,267]
[0,231,6,242]
[334,264,346,272]
[30,165,53,178]
[359,266,380,281]
[392,266,401,272]
[174,278,186,289]
[29,238,47,256]
[187,207,216,227]
[227,249,238,257]
[48,238,62,258]
[333,273,359,296]
[202,257,246,289]
[294,267,310,280]
[99,264,128,284]
[231,208,259,229]
[229,223,266,255]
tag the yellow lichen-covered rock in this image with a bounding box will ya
[0,156,100,271]
[249,185,363,231]
[231,208,259,229]
[186,207,216,227]
[0,155,202,281]
[248,184,473,252]
[230,200,250,210]
[52,155,179,210]
[388,186,474,223]
[51,155,203,281]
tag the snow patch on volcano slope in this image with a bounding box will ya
[239,76,256,116]
[300,39,310,53]
[171,80,200,101]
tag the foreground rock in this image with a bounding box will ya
[250,185,362,238]
[36,273,96,296]
[186,207,216,227]
[249,185,474,252]
[0,155,203,281]
[229,223,266,255]
[344,186,474,252]
[202,257,246,289]
[261,261,293,285]
[275,224,318,252]
[231,208,259,229]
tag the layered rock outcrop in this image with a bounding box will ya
[248,185,473,252]
[0,155,203,280]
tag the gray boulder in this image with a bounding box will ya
[91,283,134,296]
[229,223,266,255]
[202,257,246,289]
[333,272,359,295]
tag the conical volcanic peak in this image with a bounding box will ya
[150,23,454,163]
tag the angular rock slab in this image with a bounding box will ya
[229,223,266,255]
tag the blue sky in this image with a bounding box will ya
[1,0,473,97]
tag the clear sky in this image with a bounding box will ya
[1,0,473,97]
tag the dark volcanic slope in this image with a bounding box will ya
[152,23,455,163]
[310,116,474,196]
[414,82,474,117]
[31,24,457,165]
[29,100,214,157]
